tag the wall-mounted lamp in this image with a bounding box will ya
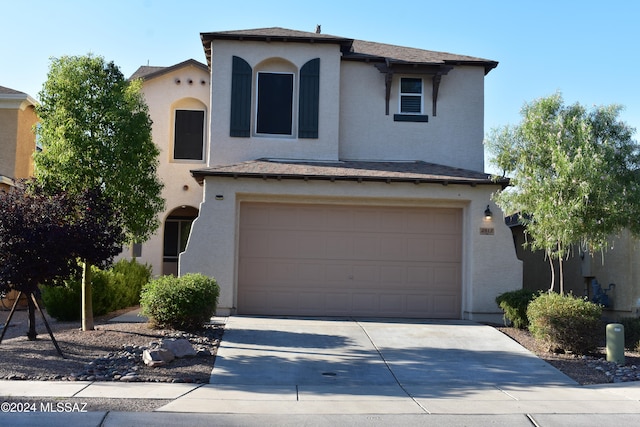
[484,205,493,220]
[215,195,224,200]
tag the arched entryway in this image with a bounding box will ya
[163,206,198,276]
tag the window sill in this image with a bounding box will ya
[393,114,429,122]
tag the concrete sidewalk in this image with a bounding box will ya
[2,315,640,425]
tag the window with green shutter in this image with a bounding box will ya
[230,56,252,137]
[298,58,320,138]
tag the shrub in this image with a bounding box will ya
[495,289,538,329]
[41,259,151,321]
[107,259,152,309]
[527,292,603,354]
[619,317,640,351]
[40,279,82,321]
[140,273,219,331]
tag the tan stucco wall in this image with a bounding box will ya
[0,99,37,182]
[180,177,522,321]
[116,64,210,276]
[14,104,37,179]
[0,108,18,178]
[339,63,486,171]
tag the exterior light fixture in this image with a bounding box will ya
[484,205,492,220]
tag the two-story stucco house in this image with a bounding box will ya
[0,85,38,190]
[127,60,210,276]
[177,27,522,322]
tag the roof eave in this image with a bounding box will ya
[191,169,508,188]
[200,31,353,68]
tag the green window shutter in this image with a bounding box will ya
[298,58,320,139]
[230,56,252,137]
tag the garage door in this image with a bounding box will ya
[238,203,462,318]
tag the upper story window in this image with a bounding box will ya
[394,77,429,122]
[399,78,423,114]
[256,72,294,135]
[230,56,320,139]
[174,109,205,161]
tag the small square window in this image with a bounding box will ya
[399,78,423,114]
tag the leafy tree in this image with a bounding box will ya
[0,181,124,339]
[487,93,640,294]
[34,54,164,330]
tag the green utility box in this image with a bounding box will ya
[606,323,625,365]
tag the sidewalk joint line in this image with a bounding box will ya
[526,413,542,427]
[72,381,94,397]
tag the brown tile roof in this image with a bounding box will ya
[349,40,497,72]
[199,27,497,73]
[129,59,208,81]
[0,85,26,95]
[191,158,507,187]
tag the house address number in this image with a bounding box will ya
[480,227,495,235]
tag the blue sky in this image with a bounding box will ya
[2,0,638,171]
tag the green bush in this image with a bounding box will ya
[619,317,640,351]
[40,279,82,321]
[527,292,603,354]
[495,289,538,329]
[140,273,219,331]
[106,259,152,309]
[41,259,151,321]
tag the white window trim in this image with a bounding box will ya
[254,71,296,137]
[398,77,424,115]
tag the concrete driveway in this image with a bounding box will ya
[209,317,575,390]
[159,316,640,416]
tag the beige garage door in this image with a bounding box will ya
[238,203,462,318]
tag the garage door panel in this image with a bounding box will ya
[241,230,272,256]
[432,294,459,316]
[299,292,325,310]
[431,238,461,261]
[325,293,351,312]
[434,266,461,286]
[238,203,462,318]
[238,260,268,284]
[298,263,325,281]
[326,264,352,282]
[352,236,381,259]
[352,265,380,283]
[325,234,353,258]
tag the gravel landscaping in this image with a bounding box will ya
[497,325,640,384]
[0,306,222,383]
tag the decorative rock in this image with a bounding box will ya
[161,338,197,358]
[120,374,139,382]
[143,348,175,366]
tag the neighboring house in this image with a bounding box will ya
[0,85,38,190]
[179,27,523,322]
[509,219,640,320]
[126,60,210,276]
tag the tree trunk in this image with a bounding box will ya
[81,261,94,331]
[547,255,555,293]
[559,257,565,296]
[26,293,37,340]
